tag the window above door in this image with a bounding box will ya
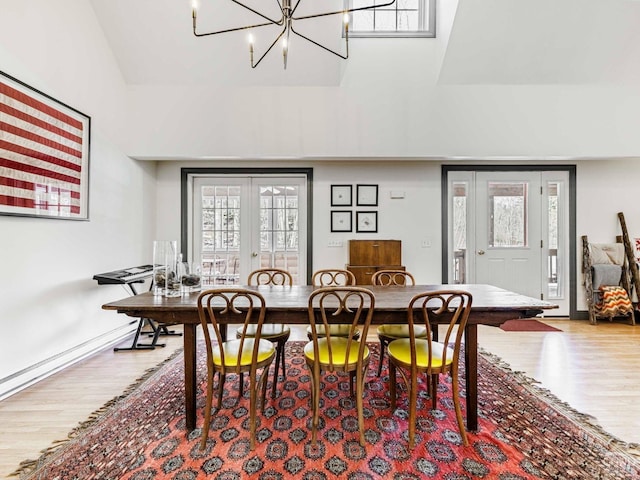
[346,0,436,38]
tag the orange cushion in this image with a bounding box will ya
[598,286,634,316]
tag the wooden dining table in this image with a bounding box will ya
[102,284,557,433]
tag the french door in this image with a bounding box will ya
[447,169,570,315]
[189,175,307,286]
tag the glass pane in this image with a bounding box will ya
[452,182,467,284]
[199,184,241,286]
[398,0,419,8]
[202,209,215,229]
[258,184,300,282]
[488,182,527,248]
[548,182,560,299]
[352,11,374,30]
[397,11,418,30]
[375,11,397,30]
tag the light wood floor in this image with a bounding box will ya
[1,319,639,478]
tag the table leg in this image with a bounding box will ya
[183,323,197,431]
[464,324,478,431]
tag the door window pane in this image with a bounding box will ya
[200,185,241,285]
[452,181,467,284]
[547,182,560,299]
[259,185,300,282]
[488,182,527,248]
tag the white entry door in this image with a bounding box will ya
[190,176,307,286]
[475,172,543,300]
[448,170,569,314]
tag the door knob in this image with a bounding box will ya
[477,250,485,255]
[252,252,258,257]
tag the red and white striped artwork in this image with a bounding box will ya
[0,71,90,220]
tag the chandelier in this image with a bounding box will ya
[192,0,396,69]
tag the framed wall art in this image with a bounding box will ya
[331,184,352,207]
[356,184,378,206]
[0,70,91,220]
[331,210,352,232]
[356,211,378,233]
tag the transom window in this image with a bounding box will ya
[346,0,435,37]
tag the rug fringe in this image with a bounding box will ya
[479,346,640,460]
[9,347,185,479]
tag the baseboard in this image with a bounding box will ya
[0,322,138,401]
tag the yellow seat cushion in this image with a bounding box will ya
[376,324,428,339]
[387,338,454,368]
[306,324,360,337]
[238,324,290,338]
[304,337,369,365]
[212,338,275,367]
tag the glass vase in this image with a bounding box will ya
[152,240,180,297]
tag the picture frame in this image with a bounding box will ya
[331,210,352,232]
[0,70,91,220]
[356,211,378,233]
[356,184,378,206]
[331,184,352,206]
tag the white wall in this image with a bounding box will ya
[156,160,443,283]
[0,0,156,397]
[125,45,640,160]
[575,159,640,310]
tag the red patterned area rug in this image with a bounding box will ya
[13,342,640,480]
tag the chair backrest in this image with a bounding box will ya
[407,290,472,371]
[197,288,267,373]
[372,270,415,286]
[312,269,356,286]
[247,268,293,286]
[307,286,375,371]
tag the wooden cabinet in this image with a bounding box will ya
[346,240,404,285]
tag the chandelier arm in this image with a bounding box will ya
[251,27,287,69]
[231,0,285,26]
[289,0,304,17]
[290,24,348,60]
[193,21,278,37]
[292,0,396,21]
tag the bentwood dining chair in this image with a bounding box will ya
[371,270,428,376]
[305,286,375,446]
[387,290,472,448]
[308,269,361,340]
[238,268,292,398]
[197,288,275,450]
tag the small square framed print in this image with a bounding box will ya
[356,184,378,206]
[331,184,352,207]
[331,210,352,232]
[356,211,378,233]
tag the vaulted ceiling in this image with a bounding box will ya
[88,0,640,87]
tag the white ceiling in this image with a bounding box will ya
[439,0,640,85]
[88,0,640,87]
